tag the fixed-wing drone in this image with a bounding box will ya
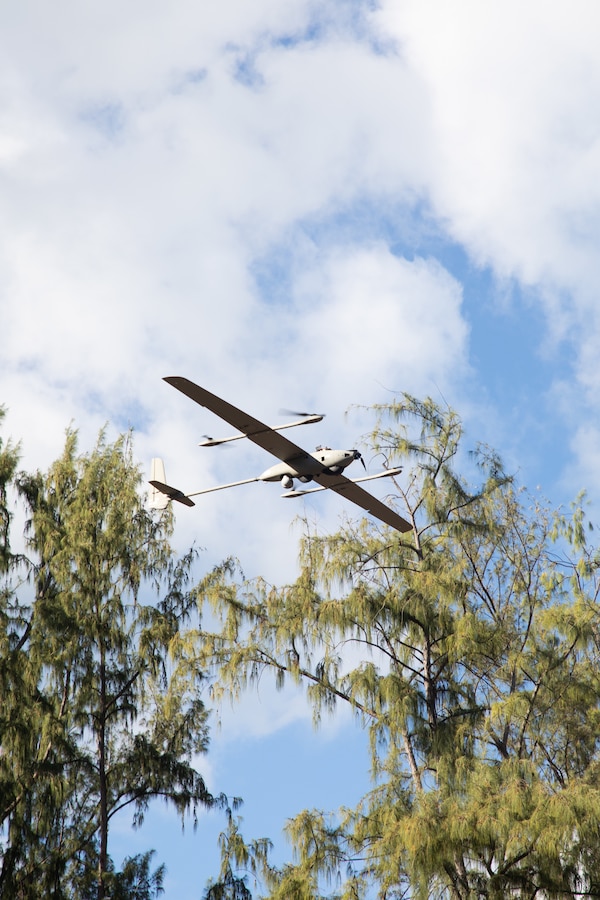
[149,376,412,533]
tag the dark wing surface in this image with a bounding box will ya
[312,471,412,533]
[164,376,311,464]
[148,479,195,507]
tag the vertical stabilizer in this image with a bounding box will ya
[149,458,170,509]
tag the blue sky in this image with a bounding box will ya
[2,0,600,895]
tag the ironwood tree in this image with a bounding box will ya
[194,395,600,899]
[0,425,226,899]
[0,407,19,570]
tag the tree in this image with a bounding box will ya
[0,426,225,898]
[0,409,26,877]
[0,409,51,896]
[193,395,600,899]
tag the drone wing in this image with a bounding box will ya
[164,376,311,464]
[312,470,412,533]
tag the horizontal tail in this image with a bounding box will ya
[148,458,195,508]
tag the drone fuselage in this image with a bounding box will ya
[259,447,358,484]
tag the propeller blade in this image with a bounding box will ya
[354,450,367,471]
[279,408,326,419]
[200,434,234,446]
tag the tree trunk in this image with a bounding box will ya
[98,651,108,900]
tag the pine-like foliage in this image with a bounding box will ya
[193,395,600,899]
[0,406,20,570]
[0,426,223,898]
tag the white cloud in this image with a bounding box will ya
[378,0,600,300]
[0,2,438,508]
[291,244,468,405]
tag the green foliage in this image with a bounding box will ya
[0,405,20,570]
[0,425,223,898]
[193,394,600,899]
[203,814,271,900]
[111,851,166,900]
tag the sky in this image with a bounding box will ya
[2,0,600,895]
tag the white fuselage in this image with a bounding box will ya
[259,447,358,484]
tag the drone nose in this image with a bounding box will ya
[354,450,366,470]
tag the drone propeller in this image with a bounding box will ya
[279,408,326,419]
[355,450,367,471]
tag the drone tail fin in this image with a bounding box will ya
[148,458,195,508]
